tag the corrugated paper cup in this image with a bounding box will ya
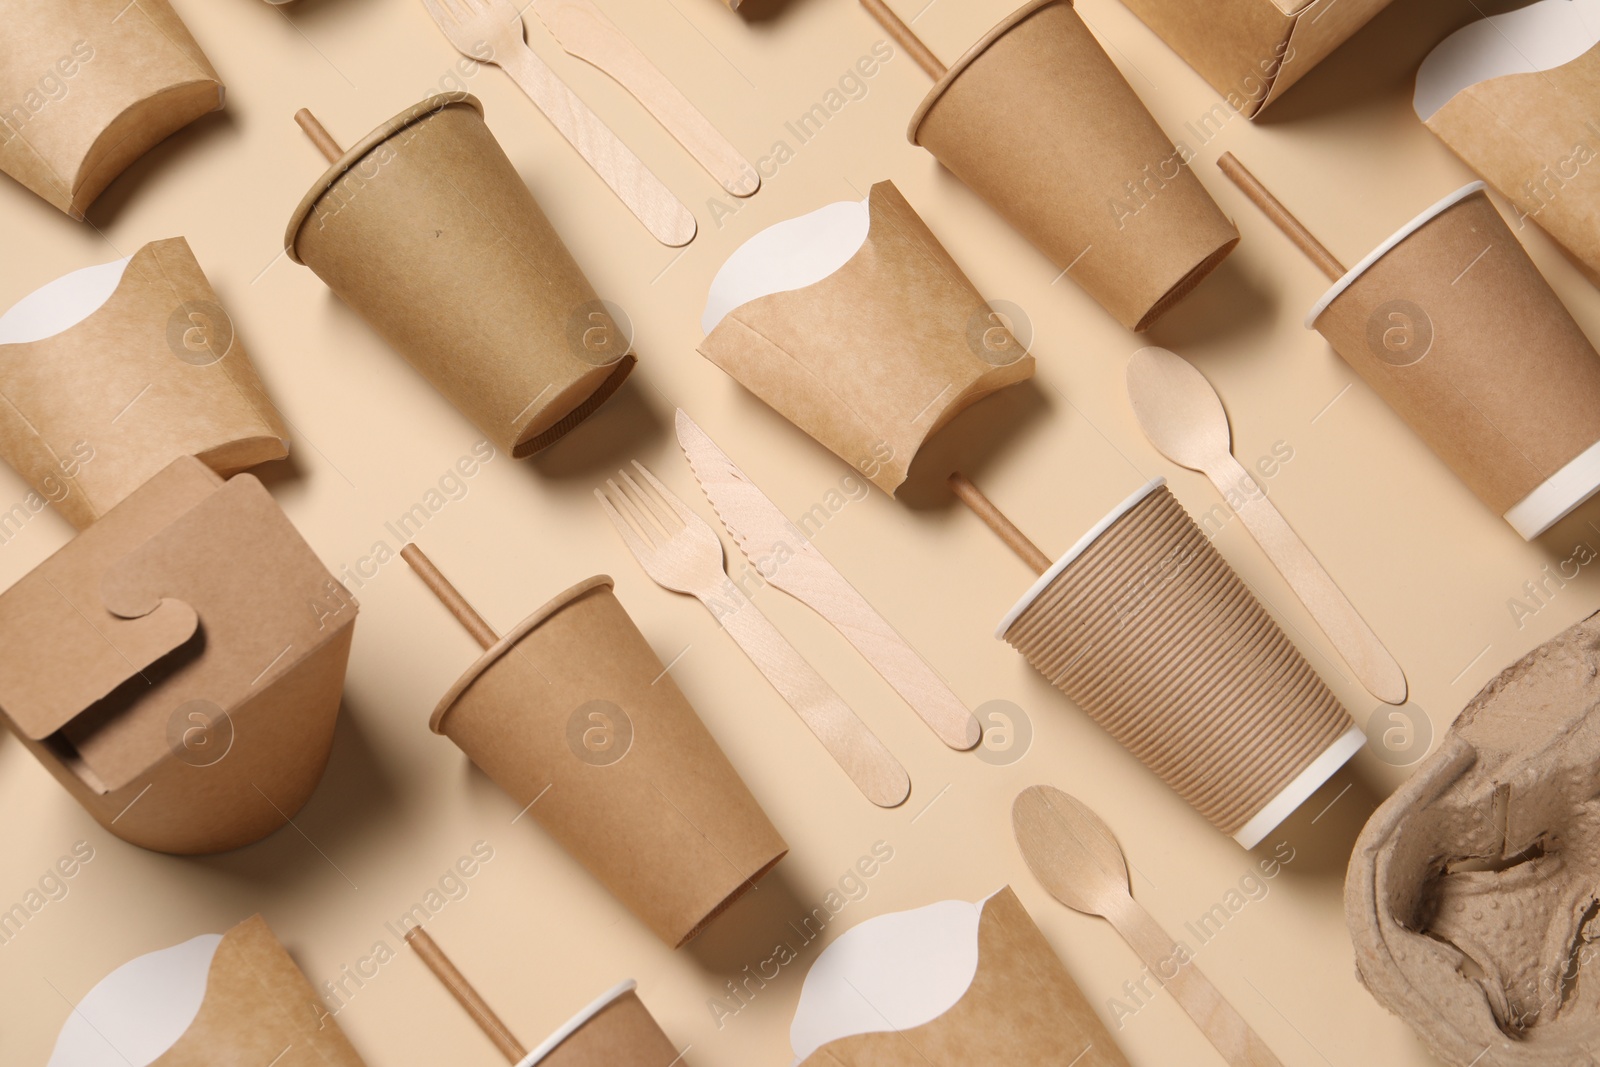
[1308,183,1600,540]
[998,480,1363,847]
[909,0,1239,331]
[516,981,678,1067]
[286,94,635,458]
[431,576,788,947]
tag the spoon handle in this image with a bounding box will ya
[1106,895,1284,1067]
[1206,454,1408,706]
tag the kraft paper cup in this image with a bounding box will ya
[909,0,1239,332]
[516,982,678,1067]
[286,94,635,458]
[0,237,288,529]
[1308,184,1600,540]
[431,576,788,947]
[997,480,1363,847]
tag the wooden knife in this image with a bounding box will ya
[676,410,981,750]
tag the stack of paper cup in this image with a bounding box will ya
[431,576,787,947]
[909,0,1239,331]
[998,480,1363,847]
[1307,184,1600,540]
[286,94,635,458]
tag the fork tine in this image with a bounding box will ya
[630,460,700,528]
[619,467,683,533]
[594,487,655,559]
[419,0,458,26]
[602,478,663,545]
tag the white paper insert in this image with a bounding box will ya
[1415,0,1600,121]
[47,933,221,1067]
[0,255,132,347]
[701,198,870,336]
[790,895,995,1061]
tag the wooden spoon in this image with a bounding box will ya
[1126,346,1407,706]
[1013,785,1284,1067]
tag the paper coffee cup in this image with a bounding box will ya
[516,981,679,1067]
[0,0,224,219]
[0,237,289,529]
[286,94,635,458]
[431,576,788,947]
[699,180,1035,494]
[1308,184,1600,540]
[908,0,1239,332]
[997,480,1363,847]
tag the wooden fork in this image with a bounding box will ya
[596,461,911,809]
[419,0,697,247]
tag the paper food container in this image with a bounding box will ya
[47,914,367,1067]
[998,479,1363,848]
[1117,0,1394,119]
[790,886,1129,1065]
[0,237,288,529]
[1308,184,1600,540]
[515,981,681,1067]
[430,575,787,947]
[1416,0,1600,285]
[0,456,357,854]
[0,0,223,219]
[286,93,635,458]
[699,180,1035,494]
[1347,611,1600,1066]
[908,0,1239,332]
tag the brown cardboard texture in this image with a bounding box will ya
[0,0,223,218]
[532,983,682,1067]
[0,237,288,529]
[797,887,1130,1066]
[0,457,357,854]
[154,914,368,1066]
[908,0,1239,331]
[1002,481,1358,844]
[699,181,1034,494]
[1424,43,1600,285]
[1346,612,1600,1066]
[286,94,635,458]
[1310,187,1600,536]
[1115,0,1393,120]
[430,575,787,948]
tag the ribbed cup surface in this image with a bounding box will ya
[1004,485,1353,835]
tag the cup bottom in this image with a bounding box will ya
[1232,724,1365,849]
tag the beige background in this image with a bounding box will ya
[0,0,1595,1064]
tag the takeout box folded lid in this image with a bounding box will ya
[0,457,348,790]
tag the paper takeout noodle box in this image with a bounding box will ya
[999,480,1363,847]
[0,0,223,218]
[516,980,680,1067]
[1418,6,1600,285]
[1308,184,1600,539]
[48,914,367,1066]
[792,887,1130,1066]
[0,237,289,529]
[699,181,1035,494]
[0,457,357,854]
[286,93,635,458]
[430,575,787,947]
[908,0,1239,331]
[1116,0,1394,119]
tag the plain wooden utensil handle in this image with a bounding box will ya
[404,928,528,1062]
[494,41,697,247]
[401,544,499,650]
[1207,456,1407,704]
[707,585,911,808]
[858,0,946,79]
[294,108,343,163]
[534,0,758,197]
[1104,895,1285,1067]
[1217,153,1344,281]
[948,473,1052,575]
